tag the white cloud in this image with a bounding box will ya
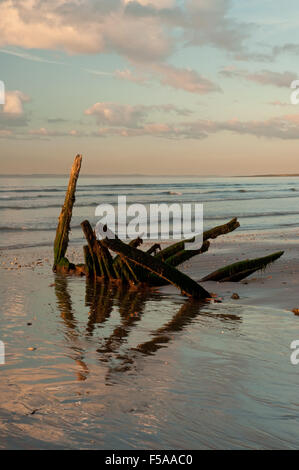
[88,64,219,94]
[21,110,299,141]
[0,0,251,61]
[0,0,172,61]
[85,103,147,127]
[220,68,297,88]
[94,122,178,138]
[0,90,30,126]
[87,107,299,141]
[183,0,251,52]
[123,0,175,8]
[180,114,299,140]
[84,102,193,127]
[148,63,221,93]
[28,127,49,136]
[114,69,147,83]
[3,90,30,115]
[0,0,252,96]
[0,129,13,137]
[268,100,290,107]
[28,127,81,137]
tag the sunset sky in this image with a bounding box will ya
[1,0,299,175]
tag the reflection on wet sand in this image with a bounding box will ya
[55,276,89,381]
[85,279,115,336]
[4,271,297,450]
[97,287,151,355]
[55,275,77,330]
[54,276,242,383]
[133,300,208,356]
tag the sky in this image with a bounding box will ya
[1,0,299,175]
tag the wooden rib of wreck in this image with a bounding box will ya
[201,251,284,282]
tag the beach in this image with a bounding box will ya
[3,225,298,310]
[1,176,299,449]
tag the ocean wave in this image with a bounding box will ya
[0,188,64,193]
[0,202,98,210]
[0,224,82,232]
[2,191,299,210]
[0,237,83,251]
[1,208,299,234]
[204,210,299,220]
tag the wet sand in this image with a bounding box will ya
[0,228,299,449]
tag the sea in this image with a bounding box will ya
[1,175,299,250]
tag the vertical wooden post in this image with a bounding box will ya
[53,154,82,272]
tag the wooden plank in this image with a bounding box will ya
[155,217,240,262]
[83,245,94,277]
[201,251,284,282]
[81,220,104,277]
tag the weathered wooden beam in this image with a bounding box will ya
[113,237,143,283]
[53,154,82,272]
[98,242,117,280]
[83,245,94,278]
[155,217,240,262]
[81,220,118,279]
[146,241,211,287]
[81,220,105,278]
[202,217,240,241]
[165,240,210,267]
[99,229,210,299]
[201,251,284,282]
[113,237,143,264]
[147,243,161,255]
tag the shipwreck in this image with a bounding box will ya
[53,155,284,299]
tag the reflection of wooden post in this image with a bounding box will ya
[135,300,203,355]
[53,154,82,272]
[85,281,115,336]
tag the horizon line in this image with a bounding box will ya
[1,173,299,178]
